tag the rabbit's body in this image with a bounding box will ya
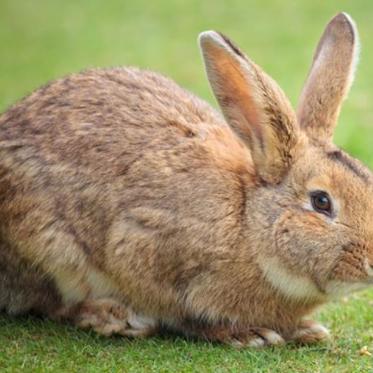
[0,67,323,340]
[0,13,372,346]
[0,68,233,304]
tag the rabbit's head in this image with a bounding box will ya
[199,13,373,301]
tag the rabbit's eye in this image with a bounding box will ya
[310,191,333,216]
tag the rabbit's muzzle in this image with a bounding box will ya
[324,240,373,296]
[332,240,373,284]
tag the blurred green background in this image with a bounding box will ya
[0,1,372,372]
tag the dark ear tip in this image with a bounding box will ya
[216,32,245,58]
[198,30,245,59]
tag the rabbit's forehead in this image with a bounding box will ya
[304,159,370,191]
[297,146,373,213]
[295,144,371,184]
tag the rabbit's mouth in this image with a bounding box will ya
[324,241,373,295]
[366,260,373,281]
[367,250,373,279]
[360,251,373,284]
[325,280,369,298]
[325,260,373,298]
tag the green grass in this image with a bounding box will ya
[0,292,372,372]
[0,0,372,372]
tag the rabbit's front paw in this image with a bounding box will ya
[196,325,285,348]
[56,298,158,338]
[291,320,330,344]
[230,327,285,348]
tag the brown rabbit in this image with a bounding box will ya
[0,12,372,347]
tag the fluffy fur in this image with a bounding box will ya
[0,12,371,347]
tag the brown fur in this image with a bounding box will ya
[0,12,371,347]
[297,13,359,141]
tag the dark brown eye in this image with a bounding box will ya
[310,191,333,216]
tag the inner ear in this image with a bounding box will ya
[199,31,300,184]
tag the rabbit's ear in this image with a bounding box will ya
[297,13,359,142]
[199,31,299,184]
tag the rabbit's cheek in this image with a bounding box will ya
[252,210,331,301]
[273,210,324,265]
[271,210,339,289]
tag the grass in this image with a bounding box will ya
[0,292,372,372]
[0,0,372,372]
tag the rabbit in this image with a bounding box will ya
[0,11,372,347]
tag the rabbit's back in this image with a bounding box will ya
[0,67,253,316]
[0,67,223,179]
